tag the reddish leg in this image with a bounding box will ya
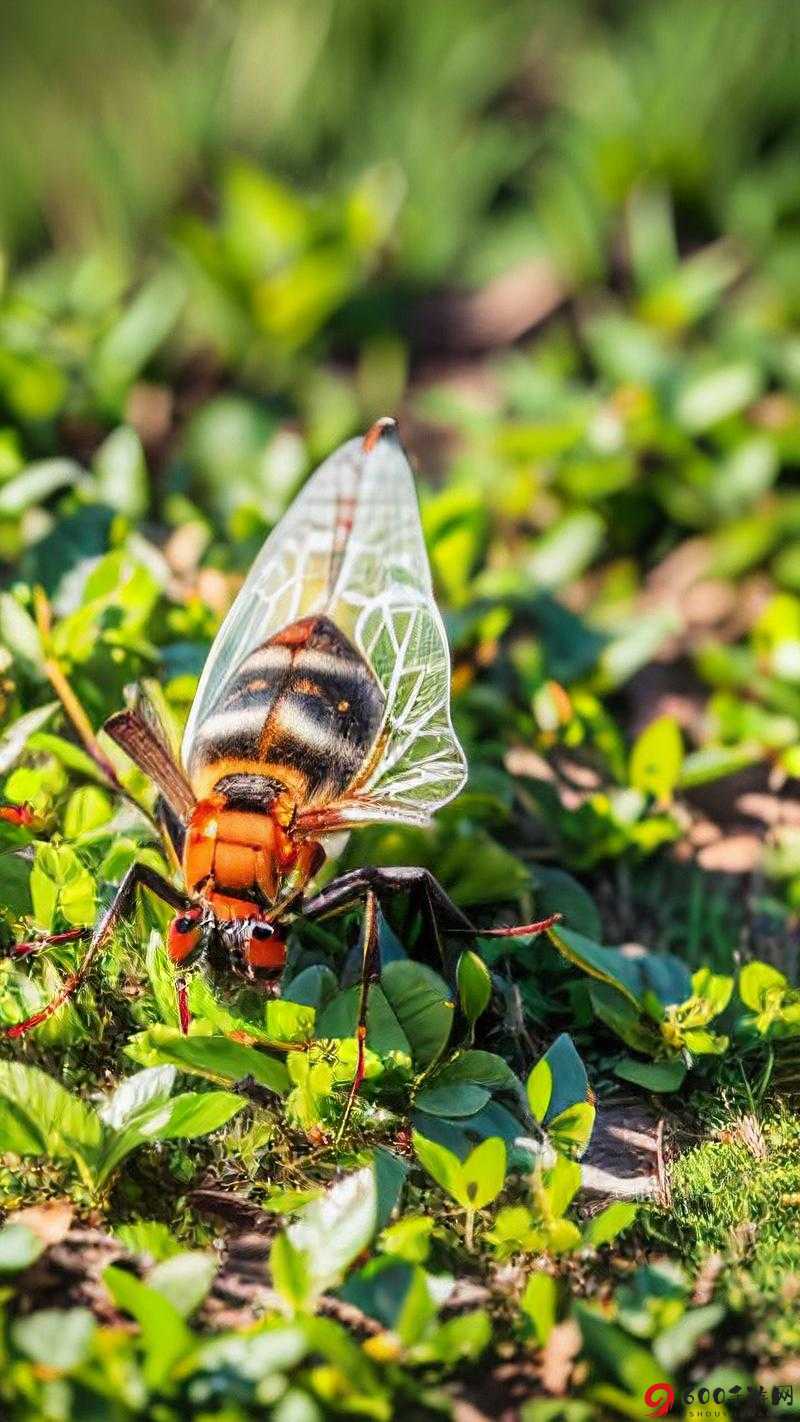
[9,927,90,960]
[456,914,561,939]
[0,803,41,829]
[3,864,188,1039]
[175,975,191,1036]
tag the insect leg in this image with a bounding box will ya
[0,803,42,829]
[3,864,189,1038]
[334,887,379,1146]
[302,866,473,932]
[8,926,90,960]
[302,866,560,971]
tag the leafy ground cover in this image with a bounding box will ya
[1,3,800,1417]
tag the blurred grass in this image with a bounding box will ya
[3,0,800,286]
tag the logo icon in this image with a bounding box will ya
[644,1383,676,1417]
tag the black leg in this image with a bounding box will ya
[334,888,380,1144]
[3,864,189,1038]
[302,865,473,973]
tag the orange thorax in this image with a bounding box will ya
[183,797,317,919]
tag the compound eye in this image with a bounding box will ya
[246,924,285,971]
[168,912,203,965]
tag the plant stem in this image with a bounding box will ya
[43,654,121,787]
[465,1208,475,1252]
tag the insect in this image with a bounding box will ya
[3,419,557,1131]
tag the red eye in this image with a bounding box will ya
[167,912,203,964]
[247,926,286,971]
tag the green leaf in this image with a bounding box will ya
[29,732,113,785]
[114,1220,183,1262]
[63,785,113,839]
[547,1102,595,1159]
[574,1304,671,1399]
[96,1089,243,1187]
[461,1136,506,1209]
[317,982,411,1060]
[0,1221,45,1273]
[530,865,602,941]
[132,1026,290,1095]
[381,960,454,1069]
[271,1231,313,1313]
[99,1066,176,1130]
[148,1251,218,1318]
[548,926,642,1005]
[589,983,660,1054]
[613,1058,686,1092]
[653,1304,725,1371]
[0,1061,101,1168]
[456,950,492,1025]
[141,1090,245,1140]
[527,1034,589,1125]
[380,1215,434,1265]
[415,1083,491,1117]
[340,1258,435,1348]
[551,926,691,1006]
[419,1309,491,1364]
[0,702,57,774]
[283,964,339,1011]
[11,1307,95,1371]
[30,841,96,930]
[526,1057,553,1123]
[739,960,787,1011]
[373,1146,410,1231]
[544,1155,581,1217]
[287,1165,377,1298]
[93,426,149,519]
[520,1273,558,1346]
[691,967,733,1016]
[433,1050,517,1091]
[629,716,683,802]
[545,1218,583,1255]
[0,458,84,516]
[0,852,33,919]
[412,1132,468,1207]
[583,1202,638,1248]
[103,1266,192,1388]
[0,596,46,679]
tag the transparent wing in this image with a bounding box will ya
[182,421,467,823]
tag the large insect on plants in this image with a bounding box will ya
[1,419,556,1136]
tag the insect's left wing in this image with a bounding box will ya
[183,419,467,827]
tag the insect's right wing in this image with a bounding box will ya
[105,684,196,821]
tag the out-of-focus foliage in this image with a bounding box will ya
[1,1,800,1416]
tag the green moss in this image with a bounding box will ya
[648,1108,800,1357]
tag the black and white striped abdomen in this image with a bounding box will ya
[185,615,385,805]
